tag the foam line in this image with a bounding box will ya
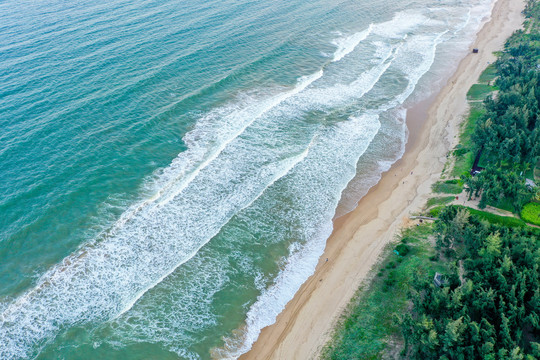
[215,113,382,359]
[115,141,315,317]
[331,23,373,62]
[386,31,448,110]
[157,70,323,207]
[0,134,316,359]
[215,28,455,360]
[63,68,325,254]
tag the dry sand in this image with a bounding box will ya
[241,0,526,358]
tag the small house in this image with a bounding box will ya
[434,272,444,287]
[472,48,479,53]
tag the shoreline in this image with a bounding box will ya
[241,0,526,358]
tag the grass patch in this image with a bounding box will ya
[521,202,540,226]
[321,224,445,360]
[465,207,529,228]
[426,196,455,208]
[452,104,486,177]
[477,64,497,84]
[487,197,516,213]
[466,84,496,101]
[431,179,463,194]
[462,104,485,141]
[452,151,475,177]
[429,206,445,218]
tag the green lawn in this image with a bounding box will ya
[431,179,463,194]
[461,104,485,143]
[466,84,496,101]
[452,104,486,177]
[429,205,445,217]
[477,64,497,84]
[465,207,529,228]
[452,151,475,177]
[451,79,494,177]
[426,196,455,208]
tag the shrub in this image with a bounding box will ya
[453,147,469,157]
[395,244,410,256]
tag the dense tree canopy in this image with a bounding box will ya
[401,207,540,360]
[403,4,540,358]
[466,1,540,208]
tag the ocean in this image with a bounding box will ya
[0,0,492,358]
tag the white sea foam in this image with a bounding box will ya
[153,69,323,208]
[215,113,382,359]
[331,23,373,62]
[214,3,493,356]
[372,11,428,39]
[0,73,324,359]
[217,237,329,360]
[390,31,448,108]
[453,8,472,35]
[306,41,398,108]
[115,141,315,318]
[1,134,316,353]
[2,29,389,352]
[108,69,324,233]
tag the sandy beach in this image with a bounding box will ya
[241,0,526,358]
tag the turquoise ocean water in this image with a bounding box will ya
[1,0,493,358]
